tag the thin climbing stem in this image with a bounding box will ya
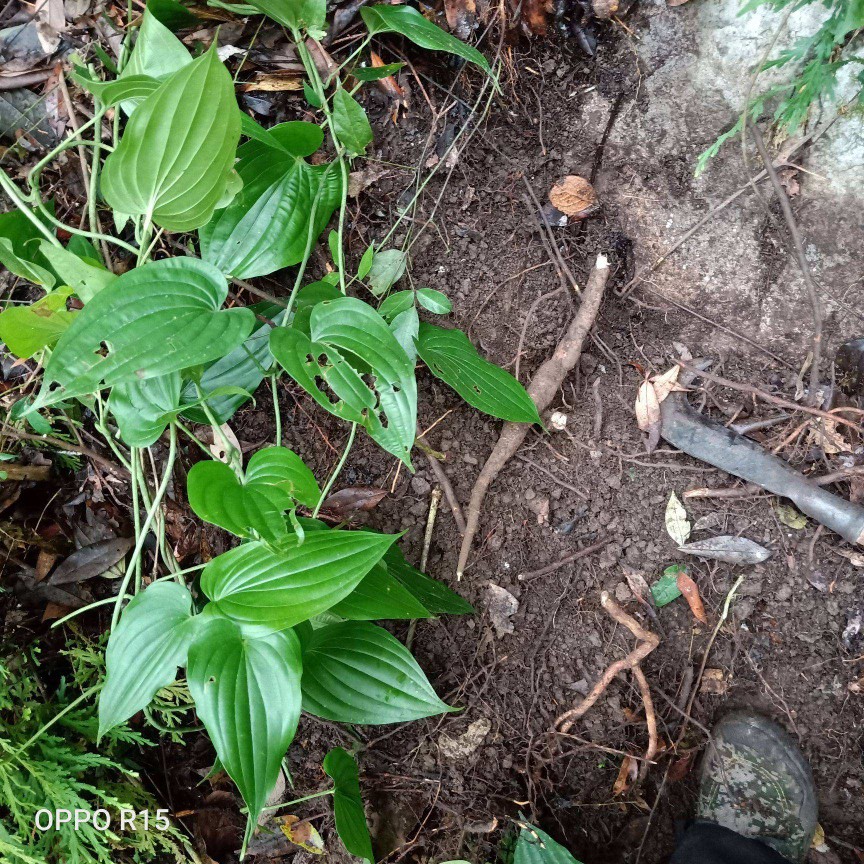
[271,375,282,446]
[313,422,357,517]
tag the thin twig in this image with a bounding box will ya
[1,424,128,476]
[517,537,610,581]
[750,125,823,406]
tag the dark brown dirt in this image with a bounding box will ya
[216,19,864,864]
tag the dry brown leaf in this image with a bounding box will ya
[35,549,57,582]
[667,750,695,781]
[848,676,864,694]
[809,418,847,454]
[591,0,619,18]
[612,755,637,796]
[522,0,551,34]
[836,548,864,567]
[239,74,303,93]
[279,815,325,854]
[650,365,687,403]
[370,49,406,105]
[549,176,598,220]
[676,571,708,624]
[700,668,728,695]
[635,379,661,453]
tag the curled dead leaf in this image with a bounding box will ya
[612,754,638,796]
[676,571,708,624]
[700,668,728,695]
[650,365,687,403]
[635,378,661,452]
[549,176,598,220]
[279,815,325,854]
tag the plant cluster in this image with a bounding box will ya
[0,0,540,857]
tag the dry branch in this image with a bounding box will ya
[456,254,610,578]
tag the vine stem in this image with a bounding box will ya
[130,447,143,591]
[111,424,177,629]
[271,375,282,446]
[259,788,334,814]
[312,422,357,518]
[0,169,60,247]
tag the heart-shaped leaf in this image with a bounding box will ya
[416,323,541,424]
[102,46,240,231]
[187,616,303,825]
[32,257,254,410]
[199,131,341,279]
[200,530,396,631]
[123,8,191,80]
[109,371,182,448]
[98,582,199,737]
[246,0,326,35]
[270,297,417,466]
[301,621,453,724]
[323,748,373,862]
[332,88,373,156]
[330,561,431,620]
[361,4,491,73]
[187,446,319,541]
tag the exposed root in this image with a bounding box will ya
[456,254,610,578]
[553,592,659,768]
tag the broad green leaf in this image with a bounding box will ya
[180,322,274,424]
[304,80,322,108]
[0,287,75,358]
[332,88,373,157]
[270,297,417,466]
[109,371,181,447]
[123,8,191,80]
[146,0,200,30]
[187,446,319,541]
[377,290,414,321]
[199,135,341,279]
[201,530,397,631]
[0,237,54,287]
[651,565,685,607]
[245,445,320,509]
[323,748,374,862]
[187,616,303,825]
[383,546,473,615]
[38,240,115,303]
[103,47,240,232]
[290,281,341,335]
[301,621,453,723]
[389,306,418,364]
[98,582,198,737]
[353,61,406,81]
[330,561,431,620]
[32,257,254,410]
[416,287,451,314]
[246,0,326,35]
[367,248,406,297]
[416,323,541,424]
[72,72,161,111]
[514,823,584,864]
[268,120,324,157]
[361,4,491,74]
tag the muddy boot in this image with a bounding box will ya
[697,710,818,863]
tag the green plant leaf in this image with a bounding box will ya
[72,72,161,111]
[146,0,200,30]
[301,621,453,723]
[187,616,303,825]
[187,446,319,541]
[323,748,374,862]
[179,300,279,424]
[651,565,685,607]
[357,244,374,279]
[389,306,418,364]
[352,61,406,81]
[416,287,451,314]
[383,546,473,615]
[201,530,397,631]
[0,287,76,359]
[0,237,54,287]
[361,4,491,73]
[304,80,323,108]
[109,371,181,447]
[416,323,540,424]
[123,8,192,80]
[266,120,324,157]
[199,135,341,279]
[38,241,115,303]
[98,582,198,737]
[367,248,407,296]
[377,290,414,321]
[332,87,373,156]
[103,46,240,232]
[514,822,584,864]
[330,561,431,620]
[32,257,254,410]
[270,297,417,466]
[246,0,326,35]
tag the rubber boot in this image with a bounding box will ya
[697,710,818,863]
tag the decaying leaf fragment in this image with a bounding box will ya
[486,583,518,637]
[549,175,598,220]
[635,378,661,451]
[444,0,477,41]
[678,535,770,565]
[665,492,691,546]
[612,754,637,796]
[676,571,707,624]
[279,815,325,854]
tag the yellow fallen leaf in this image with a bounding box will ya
[776,503,808,530]
[279,815,326,854]
[665,492,691,546]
